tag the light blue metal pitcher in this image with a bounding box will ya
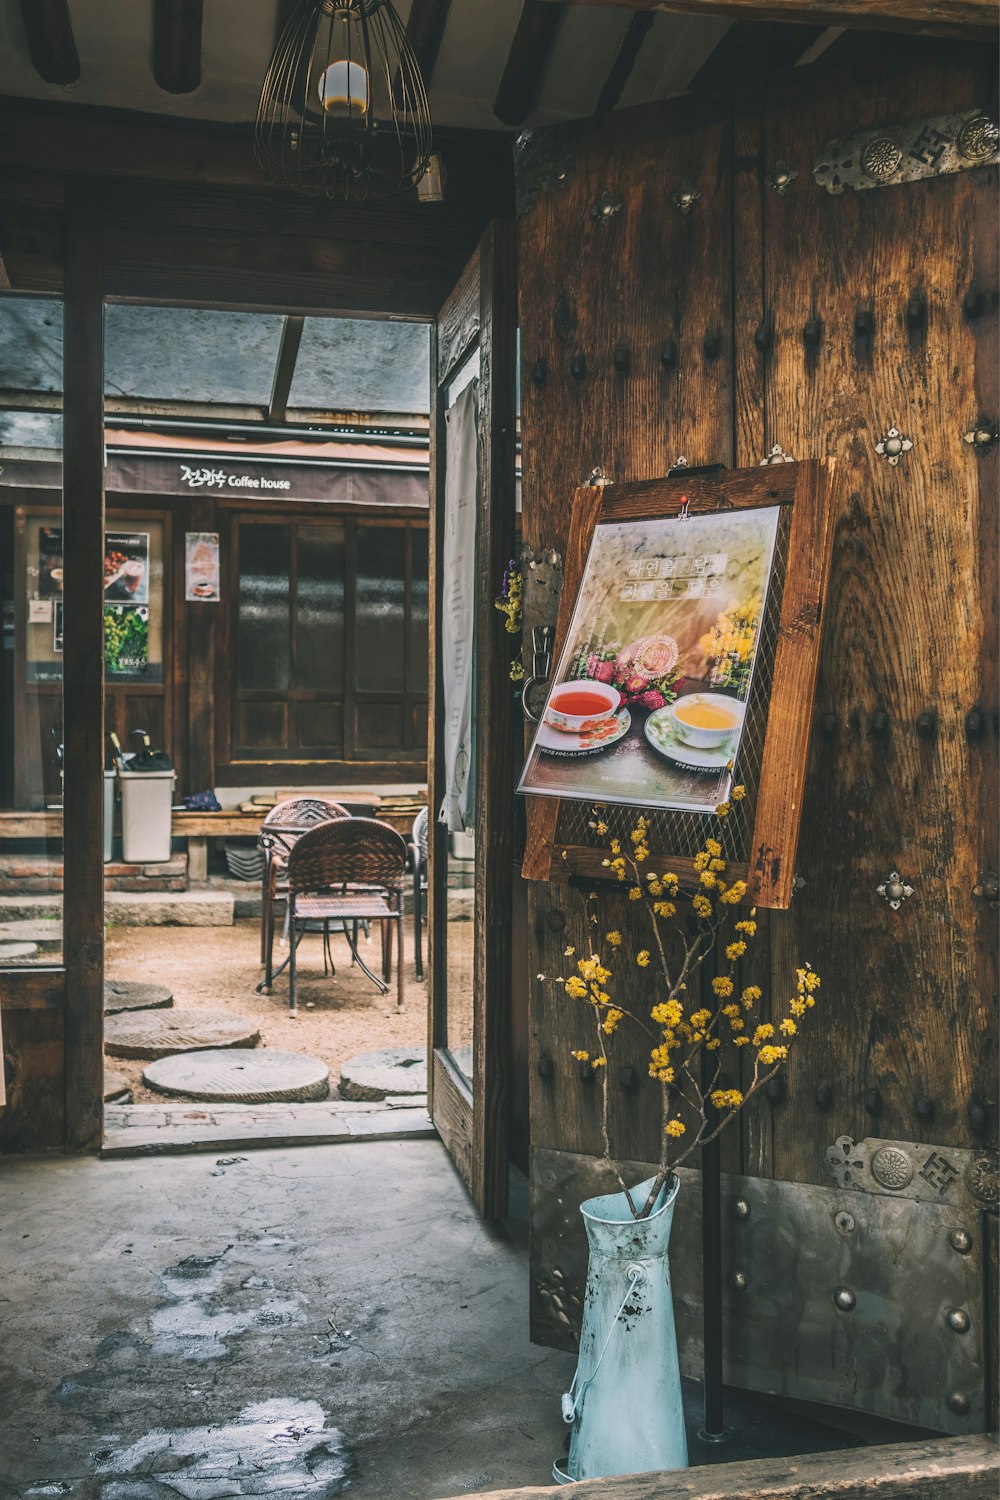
[555,1173,688,1483]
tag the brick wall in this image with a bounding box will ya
[0,853,188,894]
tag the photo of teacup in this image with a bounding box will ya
[546,679,621,733]
[669,693,744,750]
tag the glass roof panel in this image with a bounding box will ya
[0,299,63,392]
[288,318,430,415]
[103,306,286,405]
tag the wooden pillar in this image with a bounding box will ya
[186,496,217,792]
[62,184,105,1153]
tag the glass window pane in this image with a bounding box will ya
[296,523,345,692]
[238,524,290,690]
[410,528,428,693]
[355,527,405,692]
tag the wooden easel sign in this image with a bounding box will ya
[519,460,837,909]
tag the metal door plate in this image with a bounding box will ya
[826,1134,999,1213]
[531,1146,986,1434]
[813,109,998,194]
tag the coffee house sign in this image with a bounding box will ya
[180,464,291,491]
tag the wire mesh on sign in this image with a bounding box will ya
[557,507,792,871]
[254,0,433,201]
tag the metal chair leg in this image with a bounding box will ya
[413,870,423,981]
[396,910,405,1010]
[288,894,297,1014]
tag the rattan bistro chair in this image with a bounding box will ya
[286,818,408,1014]
[258,797,350,988]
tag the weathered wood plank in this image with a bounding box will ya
[61,183,106,1155]
[151,0,204,95]
[531,0,997,41]
[0,969,65,1013]
[494,2,567,127]
[17,0,79,84]
[433,1433,1000,1500]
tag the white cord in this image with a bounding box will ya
[561,1263,645,1424]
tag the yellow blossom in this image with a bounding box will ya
[610,839,621,855]
[715,802,731,817]
[735,919,757,936]
[733,1035,750,1046]
[731,784,746,801]
[596,821,608,836]
[651,998,683,1028]
[606,930,622,947]
[628,886,642,901]
[690,1008,712,1028]
[700,870,717,889]
[705,838,722,858]
[602,1008,624,1035]
[710,1088,744,1109]
[705,1037,721,1051]
[647,880,663,896]
[790,998,807,1017]
[665,1119,686,1139]
[591,1056,607,1068]
[722,1003,740,1020]
[692,894,713,918]
[725,940,747,960]
[636,950,651,968]
[729,1016,745,1032]
[753,1023,775,1045]
[758,1044,788,1065]
[564,945,576,956]
[654,900,676,919]
[742,985,762,1005]
[564,976,587,999]
[712,975,734,998]
[719,879,747,904]
[709,858,726,872]
[571,1049,589,1061]
[693,851,710,871]
[779,1018,798,1037]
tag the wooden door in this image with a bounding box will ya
[428,220,517,1217]
[516,54,997,1432]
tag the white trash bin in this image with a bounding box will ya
[119,769,176,864]
[104,769,116,863]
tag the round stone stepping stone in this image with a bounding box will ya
[339,1045,427,1101]
[144,1049,329,1103]
[0,941,38,963]
[105,1008,260,1060]
[104,979,174,1014]
[0,919,62,948]
[104,1068,133,1103]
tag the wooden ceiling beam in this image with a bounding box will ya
[688,19,828,91]
[17,0,80,85]
[594,11,655,116]
[151,0,205,95]
[494,1,567,127]
[406,0,454,88]
[530,0,996,42]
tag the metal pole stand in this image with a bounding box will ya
[698,962,730,1444]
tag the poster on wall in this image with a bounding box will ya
[37,527,64,597]
[518,505,779,813]
[104,532,150,603]
[184,532,221,602]
[53,601,63,654]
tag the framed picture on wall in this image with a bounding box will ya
[519,460,839,909]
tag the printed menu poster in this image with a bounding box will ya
[104,533,150,604]
[184,532,221,602]
[518,505,780,813]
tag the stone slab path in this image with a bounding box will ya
[339,1045,427,1100]
[143,1046,329,1103]
[102,1099,434,1156]
[105,1008,260,1059]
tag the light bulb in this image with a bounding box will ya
[318,59,369,117]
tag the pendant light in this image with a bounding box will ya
[254,0,433,201]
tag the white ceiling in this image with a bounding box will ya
[0,0,731,131]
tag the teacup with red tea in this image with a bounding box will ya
[546,679,621,733]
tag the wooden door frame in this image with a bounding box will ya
[428,219,517,1217]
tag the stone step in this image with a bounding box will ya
[0,918,63,948]
[0,892,235,926]
[339,1046,427,1101]
[0,941,38,962]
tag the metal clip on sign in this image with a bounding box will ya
[521,625,554,724]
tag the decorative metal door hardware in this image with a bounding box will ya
[765,161,797,196]
[905,291,927,329]
[876,870,914,910]
[826,1135,999,1214]
[759,443,794,465]
[671,183,700,214]
[589,189,622,223]
[915,708,937,738]
[875,427,913,465]
[521,624,554,724]
[813,109,999,194]
[802,317,822,348]
[519,541,563,722]
[570,352,587,381]
[513,124,576,216]
[754,320,772,351]
[963,418,998,454]
[854,308,875,338]
[973,871,999,908]
[530,357,549,388]
[533,1147,987,1433]
[612,342,630,373]
[659,338,678,369]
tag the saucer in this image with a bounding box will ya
[536,708,631,758]
[644,707,735,771]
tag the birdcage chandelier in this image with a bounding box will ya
[254,0,433,201]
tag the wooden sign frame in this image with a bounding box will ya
[521,459,838,909]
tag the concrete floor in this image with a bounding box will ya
[0,1139,576,1500]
